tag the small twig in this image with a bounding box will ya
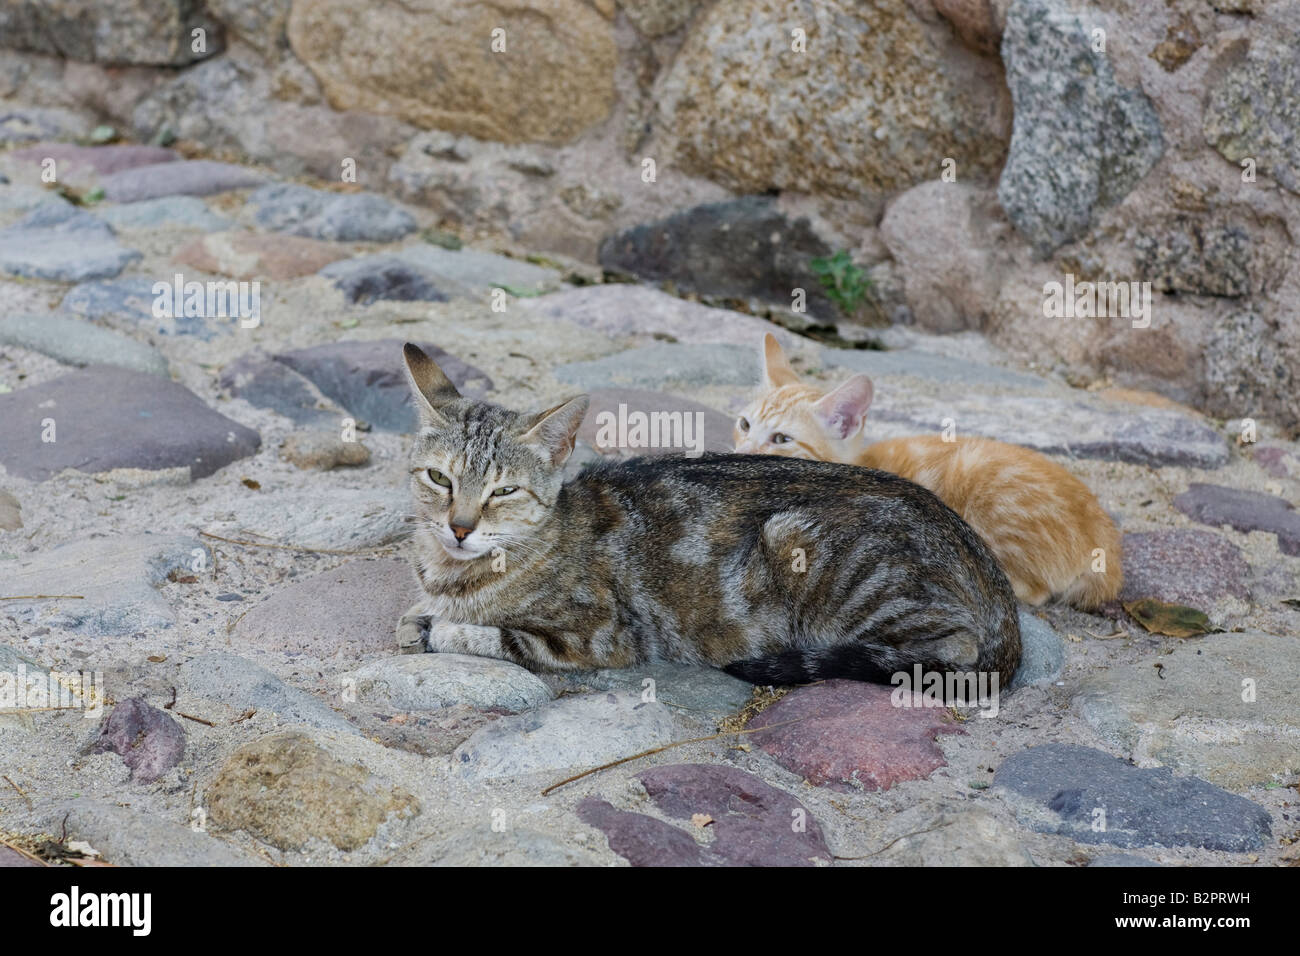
[175,712,216,727]
[1085,629,1128,640]
[0,594,84,601]
[199,530,394,557]
[540,716,810,797]
[3,774,32,809]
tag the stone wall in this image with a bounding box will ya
[2,0,1297,432]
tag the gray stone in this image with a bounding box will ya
[415,827,601,866]
[91,697,185,783]
[62,277,219,339]
[0,108,86,146]
[0,313,169,376]
[522,284,799,349]
[820,346,1054,392]
[0,202,140,281]
[0,535,209,636]
[318,254,449,305]
[205,486,410,552]
[452,691,678,781]
[1073,632,1300,790]
[248,183,415,242]
[0,488,21,531]
[598,196,834,317]
[394,244,561,295]
[998,0,1164,255]
[1173,483,1300,556]
[218,350,345,427]
[320,244,561,303]
[1120,530,1250,608]
[554,661,752,719]
[345,654,554,713]
[862,386,1228,468]
[0,365,260,481]
[101,160,264,203]
[1202,310,1298,430]
[1135,221,1252,297]
[556,343,759,391]
[178,653,353,733]
[0,0,223,66]
[231,559,421,657]
[993,743,1271,852]
[1008,612,1065,691]
[48,800,261,866]
[870,807,1034,866]
[271,339,493,432]
[1204,31,1300,195]
[0,183,69,216]
[98,196,233,231]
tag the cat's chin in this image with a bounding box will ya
[437,542,487,562]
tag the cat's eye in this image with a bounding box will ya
[490,486,518,497]
[771,433,793,444]
[425,468,452,488]
[738,417,750,432]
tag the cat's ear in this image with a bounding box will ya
[811,374,874,440]
[520,394,590,467]
[403,342,461,426]
[762,333,800,388]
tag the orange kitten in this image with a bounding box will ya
[733,334,1122,609]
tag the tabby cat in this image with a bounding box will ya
[395,343,1021,687]
[734,333,1122,609]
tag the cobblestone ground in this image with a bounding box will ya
[0,146,1297,867]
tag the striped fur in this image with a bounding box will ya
[734,334,1123,609]
[396,344,1021,687]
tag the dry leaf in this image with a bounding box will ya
[1123,599,1213,638]
[690,813,714,828]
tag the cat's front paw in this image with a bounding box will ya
[395,611,432,654]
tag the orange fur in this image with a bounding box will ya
[734,334,1122,609]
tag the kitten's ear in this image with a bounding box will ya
[762,332,800,388]
[811,374,874,440]
[520,394,590,467]
[403,343,461,426]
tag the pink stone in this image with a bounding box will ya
[748,679,965,792]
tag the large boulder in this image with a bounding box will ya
[0,0,223,66]
[287,0,617,145]
[654,0,1010,197]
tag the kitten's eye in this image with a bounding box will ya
[425,468,452,488]
[771,433,792,444]
[738,417,750,432]
[490,486,518,497]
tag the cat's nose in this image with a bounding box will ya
[450,522,475,542]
